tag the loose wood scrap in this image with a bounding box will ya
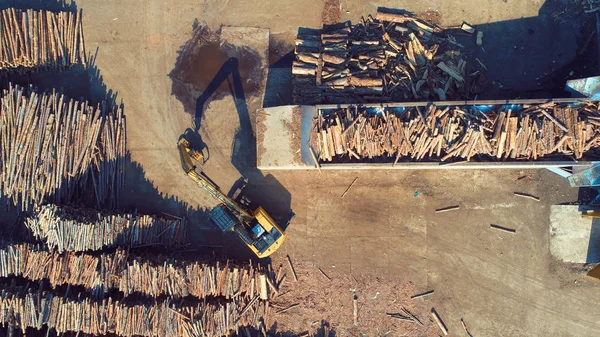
[310,102,600,163]
[341,177,359,197]
[461,318,475,337]
[286,255,299,281]
[0,242,278,301]
[0,285,260,337]
[435,205,460,213]
[411,290,434,299]
[431,308,449,336]
[401,307,423,326]
[353,295,358,325]
[25,204,187,252]
[490,224,516,233]
[275,303,299,314]
[318,267,331,281]
[0,84,126,210]
[293,8,486,104]
[0,8,86,71]
[514,192,540,201]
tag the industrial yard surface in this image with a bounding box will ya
[2,0,600,336]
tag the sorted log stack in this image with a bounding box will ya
[293,8,485,104]
[311,102,600,162]
[0,84,126,210]
[0,8,86,71]
[25,205,187,252]
[0,285,263,337]
[0,242,281,300]
[0,242,126,295]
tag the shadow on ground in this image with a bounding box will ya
[0,0,76,11]
[0,47,120,108]
[0,320,336,337]
[456,0,599,99]
[263,35,294,108]
[168,22,295,233]
[121,156,262,261]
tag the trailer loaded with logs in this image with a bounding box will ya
[310,100,600,163]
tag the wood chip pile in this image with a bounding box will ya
[0,284,264,337]
[0,242,281,300]
[25,205,187,252]
[293,8,485,104]
[311,102,600,163]
[0,85,126,209]
[0,8,86,72]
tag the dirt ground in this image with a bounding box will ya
[6,0,600,336]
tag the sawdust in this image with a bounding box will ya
[256,109,268,165]
[321,0,341,25]
[282,106,303,164]
[269,261,439,337]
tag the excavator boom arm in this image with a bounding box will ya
[178,142,252,220]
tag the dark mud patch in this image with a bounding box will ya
[169,24,264,116]
[269,35,294,65]
[264,35,294,107]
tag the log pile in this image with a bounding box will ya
[0,84,126,209]
[311,102,600,162]
[0,242,125,295]
[293,8,484,104]
[0,8,86,72]
[0,242,281,300]
[0,284,264,337]
[25,205,188,252]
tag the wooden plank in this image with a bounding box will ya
[286,255,299,282]
[431,308,448,336]
[341,177,359,198]
[435,205,460,213]
[513,192,540,201]
[490,224,516,233]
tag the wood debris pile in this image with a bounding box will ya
[25,205,187,252]
[293,8,484,104]
[0,84,126,209]
[0,8,86,72]
[0,284,264,337]
[311,102,600,162]
[0,242,282,300]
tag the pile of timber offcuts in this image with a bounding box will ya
[0,8,86,71]
[0,84,126,210]
[310,102,600,163]
[293,8,485,104]
[0,242,282,300]
[0,284,266,337]
[25,205,188,252]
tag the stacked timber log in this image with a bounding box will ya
[0,84,126,209]
[293,8,484,104]
[0,8,86,71]
[0,242,281,300]
[0,284,263,337]
[311,102,600,162]
[25,205,187,252]
[0,243,125,295]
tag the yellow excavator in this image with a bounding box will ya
[178,138,285,258]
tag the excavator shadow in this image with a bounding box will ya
[170,23,295,237]
[122,155,261,261]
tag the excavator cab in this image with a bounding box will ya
[207,203,285,258]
